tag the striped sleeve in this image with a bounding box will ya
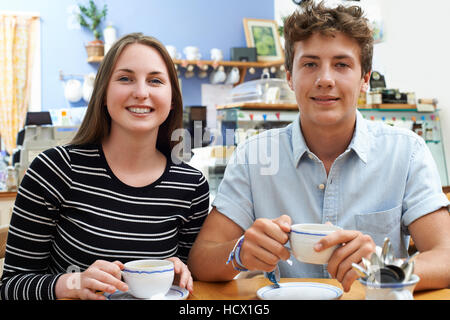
[0,146,70,300]
[176,171,209,263]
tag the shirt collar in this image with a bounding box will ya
[348,110,369,164]
[291,115,309,166]
[290,110,369,166]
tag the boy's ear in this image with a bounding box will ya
[361,82,369,92]
[361,71,371,92]
[286,70,294,91]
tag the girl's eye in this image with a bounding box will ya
[149,78,163,84]
[118,76,131,82]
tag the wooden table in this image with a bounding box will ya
[188,277,450,300]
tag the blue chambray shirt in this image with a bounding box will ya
[212,110,449,278]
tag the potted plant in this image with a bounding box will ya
[78,0,108,60]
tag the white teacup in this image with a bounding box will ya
[165,45,181,60]
[183,46,201,60]
[82,73,96,102]
[225,67,240,84]
[64,79,83,103]
[209,66,226,84]
[210,48,223,61]
[122,259,174,299]
[289,223,342,265]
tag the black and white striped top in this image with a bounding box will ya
[0,144,209,300]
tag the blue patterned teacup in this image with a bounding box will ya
[122,259,174,299]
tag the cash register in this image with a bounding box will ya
[13,111,79,182]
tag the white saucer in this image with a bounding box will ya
[257,282,343,300]
[104,285,189,300]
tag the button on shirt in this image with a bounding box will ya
[212,111,449,279]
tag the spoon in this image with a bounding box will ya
[402,260,415,282]
[385,252,418,283]
[265,265,281,288]
[370,249,383,268]
[381,237,392,266]
[400,252,419,270]
[385,249,395,266]
[352,263,370,279]
[361,257,372,271]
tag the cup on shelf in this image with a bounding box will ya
[82,73,96,102]
[210,48,223,61]
[184,71,195,79]
[165,45,181,60]
[225,67,240,85]
[197,64,209,78]
[64,79,83,103]
[209,65,226,84]
[183,46,201,60]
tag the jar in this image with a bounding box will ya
[407,92,416,105]
[5,166,18,191]
[425,128,434,141]
[103,23,117,54]
[366,91,373,106]
[358,92,367,107]
[371,91,382,105]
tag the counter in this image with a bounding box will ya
[0,191,16,226]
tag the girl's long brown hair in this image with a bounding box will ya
[71,33,183,157]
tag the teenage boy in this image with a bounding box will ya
[187,2,450,292]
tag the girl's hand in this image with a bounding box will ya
[56,260,129,300]
[166,257,193,293]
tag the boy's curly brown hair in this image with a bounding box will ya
[284,0,373,77]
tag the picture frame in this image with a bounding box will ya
[243,18,284,62]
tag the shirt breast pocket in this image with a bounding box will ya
[354,205,402,247]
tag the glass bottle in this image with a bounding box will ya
[5,166,18,191]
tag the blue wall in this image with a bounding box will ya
[2,0,275,110]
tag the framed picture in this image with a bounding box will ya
[243,18,284,62]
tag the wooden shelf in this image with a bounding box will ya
[87,56,103,63]
[88,55,285,85]
[174,59,284,85]
[358,104,417,110]
[217,103,438,112]
[217,102,297,110]
[217,103,439,112]
[88,56,283,68]
[358,104,438,112]
[172,59,284,68]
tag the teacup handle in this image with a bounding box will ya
[282,246,293,266]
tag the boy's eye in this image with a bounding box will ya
[304,62,316,68]
[336,62,349,68]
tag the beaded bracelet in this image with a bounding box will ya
[226,235,248,272]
